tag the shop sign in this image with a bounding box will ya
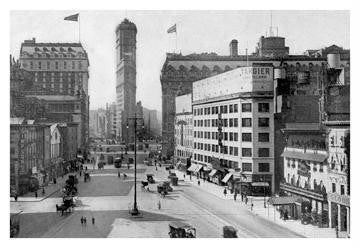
[327,192,350,206]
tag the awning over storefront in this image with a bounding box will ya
[281,150,327,162]
[251,182,269,187]
[187,164,198,172]
[209,169,218,177]
[268,196,299,206]
[194,164,203,173]
[221,173,233,183]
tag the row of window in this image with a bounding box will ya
[194,117,270,128]
[242,162,270,172]
[194,103,270,116]
[176,149,192,158]
[194,143,270,158]
[194,131,270,142]
[193,153,239,168]
[287,159,325,172]
[29,60,84,70]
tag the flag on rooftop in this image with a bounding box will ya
[167,24,176,34]
[64,13,79,22]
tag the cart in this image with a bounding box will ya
[223,226,238,238]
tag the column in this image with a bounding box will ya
[328,201,332,228]
[337,204,342,231]
[346,207,350,235]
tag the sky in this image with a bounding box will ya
[10,10,350,112]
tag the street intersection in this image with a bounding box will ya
[10,163,303,238]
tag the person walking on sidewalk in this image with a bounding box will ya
[335,225,339,238]
[35,191,38,198]
[42,187,45,196]
[81,216,84,225]
[251,203,254,211]
[223,188,227,197]
[241,193,244,202]
[245,195,248,205]
[234,192,237,201]
[198,180,200,186]
[92,217,95,225]
[157,200,161,210]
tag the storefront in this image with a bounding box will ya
[328,192,350,233]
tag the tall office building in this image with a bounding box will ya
[115,19,137,143]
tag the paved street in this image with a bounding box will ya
[11,162,303,238]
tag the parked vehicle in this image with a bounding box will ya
[114,157,122,168]
[168,222,196,238]
[223,226,237,238]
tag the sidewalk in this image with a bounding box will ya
[174,169,347,238]
[10,170,81,202]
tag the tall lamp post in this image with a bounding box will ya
[127,112,144,216]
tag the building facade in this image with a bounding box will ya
[160,34,350,157]
[174,94,193,166]
[10,118,50,195]
[18,38,90,149]
[115,19,137,143]
[192,64,275,194]
[280,123,329,224]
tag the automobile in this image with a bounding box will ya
[114,157,122,168]
[223,226,238,238]
[157,181,173,193]
[168,222,196,238]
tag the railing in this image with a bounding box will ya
[280,182,326,201]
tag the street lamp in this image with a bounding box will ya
[261,175,266,208]
[127,111,144,216]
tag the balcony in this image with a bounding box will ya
[280,182,326,201]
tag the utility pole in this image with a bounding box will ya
[127,111,144,216]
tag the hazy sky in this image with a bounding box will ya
[10,10,349,112]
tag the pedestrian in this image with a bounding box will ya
[81,216,84,225]
[158,200,161,210]
[234,192,237,201]
[118,171,120,178]
[155,166,158,171]
[14,194,18,201]
[92,217,95,225]
[35,191,38,198]
[42,187,45,196]
[183,174,185,179]
[251,203,254,211]
[80,170,82,176]
[84,217,87,225]
[284,210,288,221]
[245,196,248,205]
[198,180,200,186]
[335,225,339,238]
[223,188,227,197]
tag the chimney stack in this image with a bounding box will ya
[229,39,238,57]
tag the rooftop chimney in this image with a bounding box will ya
[229,39,238,57]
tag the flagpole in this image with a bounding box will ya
[78,14,81,43]
[175,24,177,53]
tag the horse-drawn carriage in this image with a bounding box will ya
[147,174,155,184]
[56,196,76,216]
[168,222,196,238]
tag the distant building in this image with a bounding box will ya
[174,94,193,167]
[115,19,137,143]
[143,107,161,138]
[106,102,117,139]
